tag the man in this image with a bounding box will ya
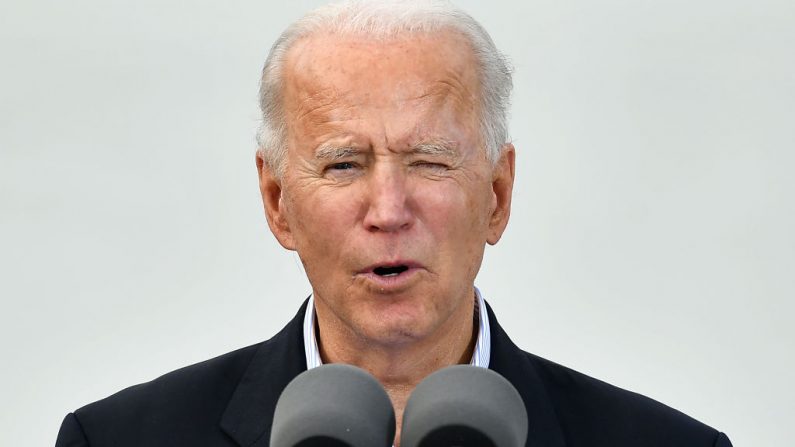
[56,1,732,446]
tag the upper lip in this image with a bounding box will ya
[358,260,423,274]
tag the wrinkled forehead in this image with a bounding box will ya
[281,30,481,118]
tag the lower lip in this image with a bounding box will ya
[357,267,422,291]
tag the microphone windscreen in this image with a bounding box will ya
[400,365,528,447]
[270,364,395,447]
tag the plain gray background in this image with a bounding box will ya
[1,0,793,445]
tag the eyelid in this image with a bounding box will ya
[410,152,453,164]
[410,160,451,172]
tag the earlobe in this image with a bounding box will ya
[486,144,515,245]
[256,153,296,250]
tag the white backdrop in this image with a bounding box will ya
[1,1,793,445]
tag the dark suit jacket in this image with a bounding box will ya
[56,300,732,446]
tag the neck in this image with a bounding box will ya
[313,292,478,447]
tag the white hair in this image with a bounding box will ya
[257,0,513,178]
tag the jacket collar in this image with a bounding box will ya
[220,300,309,447]
[486,301,567,447]
[220,299,567,447]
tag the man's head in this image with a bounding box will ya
[256,0,515,347]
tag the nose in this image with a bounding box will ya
[362,165,414,233]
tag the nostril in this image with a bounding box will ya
[373,265,409,276]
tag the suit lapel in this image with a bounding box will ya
[220,300,309,447]
[486,302,568,447]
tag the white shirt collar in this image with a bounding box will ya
[303,287,491,370]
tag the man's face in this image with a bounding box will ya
[258,31,514,345]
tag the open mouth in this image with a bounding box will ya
[372,265,409,277]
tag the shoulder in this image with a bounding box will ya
[523,351,727,446]
[485,301,731,446]
[78,342,260,415]
[59,301,310,446]
[70,342,261,445]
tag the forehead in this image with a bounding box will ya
[286,29,477,77]
[281,31,481,141]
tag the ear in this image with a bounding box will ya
[486,143,515,245]
[256,152,296,250]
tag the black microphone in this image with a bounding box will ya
[270,364,396,447]
[400,365,528,447]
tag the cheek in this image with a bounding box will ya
[286,187,363,256]
[414,180,491,241]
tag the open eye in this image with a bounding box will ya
[323,161,363,180]
[328,162,357,171]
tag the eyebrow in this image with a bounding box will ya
[313,139,460,160]
[412,139,459,158]
[314,144,361,161]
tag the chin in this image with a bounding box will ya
[357,308,434,345]
[365,325,425,346]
